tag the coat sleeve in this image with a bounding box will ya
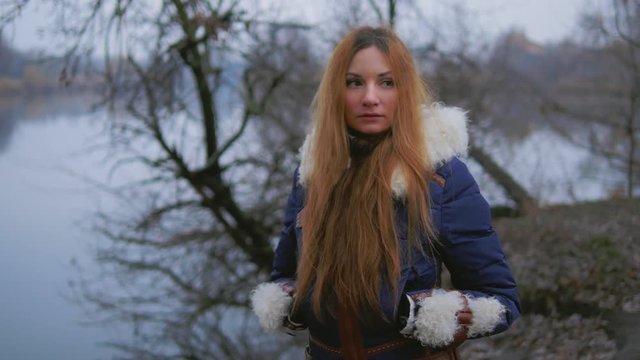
[250,168,304,333]
[270,167,302,283]
[437,157,520,337]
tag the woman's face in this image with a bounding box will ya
[344,46,398,134]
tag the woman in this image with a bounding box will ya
[251,26,520,360]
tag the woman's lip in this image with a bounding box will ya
[359,114,384,118]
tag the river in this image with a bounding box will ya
[0,94,119,360]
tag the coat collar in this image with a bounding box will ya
[298,103,469,198]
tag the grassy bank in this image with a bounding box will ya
[460,198,640,359]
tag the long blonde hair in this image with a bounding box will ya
[294,26,436,322]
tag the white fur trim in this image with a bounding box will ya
[466,296,506,337]
[250,282,292,332]
[298,129,315,188]
[422,103,469,168]
[412,289,464,348]
[399,294,417,337]
[390,166,408,199]
[297,103,469,197]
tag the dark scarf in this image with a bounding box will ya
[347,127,391,163]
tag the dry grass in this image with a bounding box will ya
[460,198,640,359]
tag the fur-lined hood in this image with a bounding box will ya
[297,103,470,197]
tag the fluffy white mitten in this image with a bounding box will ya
[412,289,464,347]
[466,296,506,337]
[250,282,292,332]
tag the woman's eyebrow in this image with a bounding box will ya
[346,71,393,77]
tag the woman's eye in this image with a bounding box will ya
[346,78,362,87]
[381,79,394,87]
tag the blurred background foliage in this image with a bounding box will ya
[0,0,638,359]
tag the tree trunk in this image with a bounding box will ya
[469,145,537,214]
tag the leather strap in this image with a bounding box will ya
[309,334,413,357]
[309,334,458,358]
[454,293,471,344]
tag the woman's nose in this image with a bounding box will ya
[362,85,380,106]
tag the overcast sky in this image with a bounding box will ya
[293,0,599,43]
[4,0,607,53]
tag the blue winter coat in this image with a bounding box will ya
[269,156,520,359]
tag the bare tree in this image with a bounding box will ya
[536,0,640,197]
[0,0,28,24]
[409,6,538,213]
[427,49,537,213]
[367,0,396,28]
[4,0,321,358]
